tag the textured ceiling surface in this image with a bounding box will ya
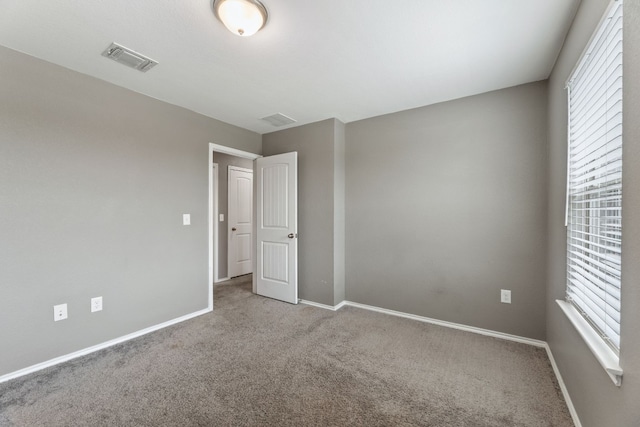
[0,0,579,134]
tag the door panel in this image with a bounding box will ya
[262,164,289,228]
[262,242,289,283]
[228,166,253,278]
[256,152,298,304]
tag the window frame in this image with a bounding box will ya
[557,0,623,387]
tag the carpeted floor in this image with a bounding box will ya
[0,275,573,426]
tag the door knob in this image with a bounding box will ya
[288,233,295,239]
[232,227,237,231]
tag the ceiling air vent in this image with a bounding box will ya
[261,113,297,127]
[101,42,158,72]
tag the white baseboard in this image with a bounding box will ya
[299,299,343,311]
[544,343,582,427]
[341,300,546,347]
[214,277,230,284]
[298,298,545,346]
[0,307,212,384]
[334,300,347,310]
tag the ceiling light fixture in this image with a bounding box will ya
[213,0,268,37]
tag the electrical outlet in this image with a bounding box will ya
[91,296,103,312]
[183,214,191,225]
[500,289,512,304]
[53,303,68,321]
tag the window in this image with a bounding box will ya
[562,0,623,384]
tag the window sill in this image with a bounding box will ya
[556,300,622,386]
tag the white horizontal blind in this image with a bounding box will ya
[566,0,623,352]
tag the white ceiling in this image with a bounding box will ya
[0,0,579,134]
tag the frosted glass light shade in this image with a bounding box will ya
[213,0,268,37]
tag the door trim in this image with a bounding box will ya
[210,143,262,160]
[212,162,222,283]
[209,142,261,308]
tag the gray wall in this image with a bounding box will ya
[0,46,260,376]
[262,119,345,306]
[345,82,548,340]
[212,152,253,280]
[546,1,640,425]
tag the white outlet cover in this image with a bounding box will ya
[53,303,68,321]
[183,214,191,225]
[91,296,103,312]
[219,214,224,222]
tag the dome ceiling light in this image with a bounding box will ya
[213,0,268,37]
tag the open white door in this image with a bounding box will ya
[256,152,298,304]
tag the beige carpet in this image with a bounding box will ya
[0,275,573,426]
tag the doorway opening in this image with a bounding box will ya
[209,143,260,308]
[216,160,253,281]
[208,143,299,309]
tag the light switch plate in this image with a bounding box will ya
[500,289,512,304]
[183,214,191,225]
[219,214,224,222]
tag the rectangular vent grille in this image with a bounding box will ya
[261,113,297,127]
[101,42,157,72]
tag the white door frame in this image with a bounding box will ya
[212,162,220,281]
[209,143,261,308]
